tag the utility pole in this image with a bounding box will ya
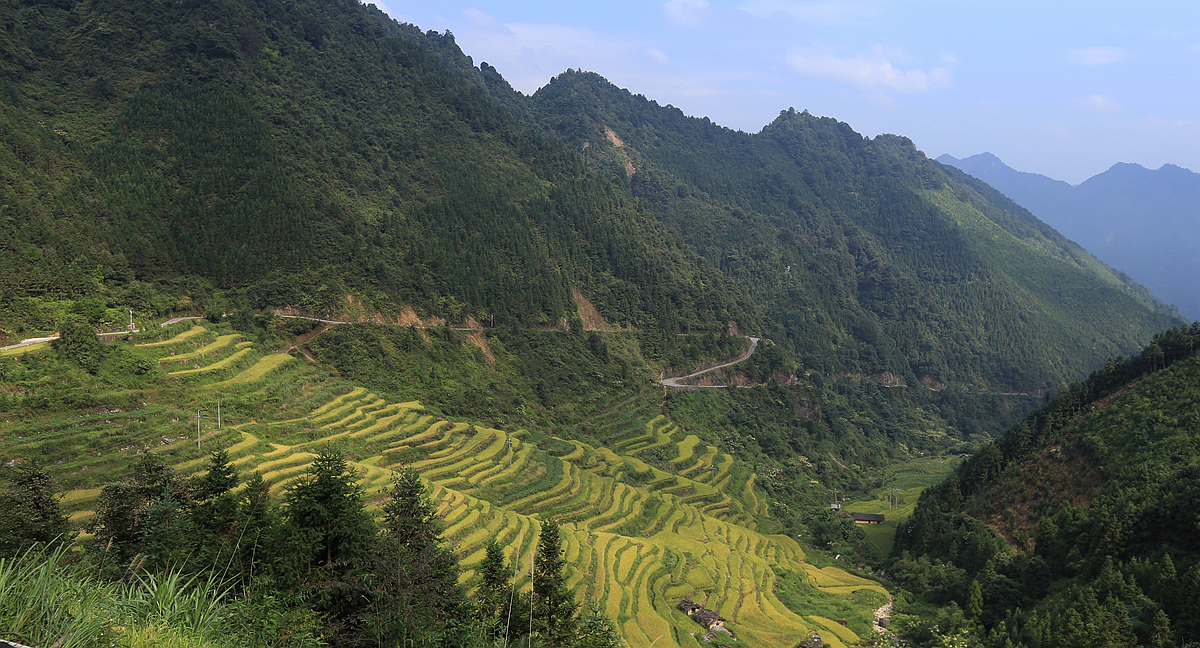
[507,438,513,468]
[128,309,134,332]
[195,410,206,451]
[217,396,222,429]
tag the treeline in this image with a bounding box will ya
[0,452,622,648]
[886,323,1200,648]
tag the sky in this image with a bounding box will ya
[373,1,1199,185]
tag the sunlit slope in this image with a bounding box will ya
[9,323,886,648]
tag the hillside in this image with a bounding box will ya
[516,72,1182,393]
[1,0,1183,392]
[1,0,1196,644]
[0,319,890,648]
[890,324,1200,647]
[0,0,739,342]
[938,153,1199,319]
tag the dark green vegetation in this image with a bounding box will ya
[0,322,890,648]
[890,324,1200,648]
[2,450,614,648]
[514,72,1180,392]
[2,0,1197,646]
[0,0,734,336]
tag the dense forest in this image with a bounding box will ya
[889,324,1200,648]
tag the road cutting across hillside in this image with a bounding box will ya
[660,336,760,389]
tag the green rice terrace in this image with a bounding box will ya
[1,321,890,648]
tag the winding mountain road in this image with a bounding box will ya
[660,336,760,389]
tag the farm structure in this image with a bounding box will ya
[678,599,737,642]
[841,512,885,524]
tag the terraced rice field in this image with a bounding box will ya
[7,322,887,648]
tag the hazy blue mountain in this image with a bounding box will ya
[938,153,1200,320]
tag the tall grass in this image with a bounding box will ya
[121,568,233,634]
[0,544,237,648]
[0,544,115,648]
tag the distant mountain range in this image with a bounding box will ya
[937,153,1200,320]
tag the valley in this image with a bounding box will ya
[1,0,1197,646]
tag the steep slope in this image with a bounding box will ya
[939,153,1199,319]
[891,324,1200,647]
[0,320,889,648]
[522,72,1183,393]
[0,0,737,339]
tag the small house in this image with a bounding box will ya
[677,599,737,642]
[849,512,885,524]
[693,608,727,630]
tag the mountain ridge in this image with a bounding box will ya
[937,152,1200,319]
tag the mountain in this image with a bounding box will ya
[891,323,1200,646]
[0,0,1186,484]
[0,0,739,343]
[0,0,1195,645]
[938,153,1200,320]
[514,72,1181,392]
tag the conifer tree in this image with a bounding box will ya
[533,520,577,646]
[284,451,377,644]
[284,450,374,570]
[477,540,511,637]
[0,461,72,558]
[367,467,471,647]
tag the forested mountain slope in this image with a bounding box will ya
[2,0,1182,393]
[517,71,1181,394]
[2,0,1198,645]
[939,152,1199,320]
[890,324,1200,647]
[0,0,739,338]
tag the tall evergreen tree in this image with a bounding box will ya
[0,461,72,558]
[477,540,514,641]
[284,450,374,570]
[533,520,577,646]
[366,468,471,647]
[285,450,377,644]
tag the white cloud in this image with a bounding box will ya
[646,47,671,65]
[664,0,710,27]
[786,46,950,93]
[1076,94,1123,113]
[462,8,499,30]
[740,0,879,25]
[463,22,632,92]
[1069,46,1129,66]
[1145,115,1200,130]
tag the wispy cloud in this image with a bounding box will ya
[786,45,950,93]
[1075,94,1122,112]
[740,0,879,25]
[1145,115,1200,130]
[664,0,710,27]
[1069,46,1129,66]
[462,8,498,30]
[646,47,670,65]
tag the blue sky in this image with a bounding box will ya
[375,1,1199,184]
